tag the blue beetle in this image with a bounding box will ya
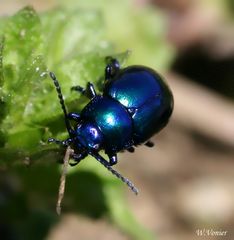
[49,58,173,193]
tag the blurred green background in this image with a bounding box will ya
[0,0,234,240]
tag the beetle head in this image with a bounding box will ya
[75,121,104,151]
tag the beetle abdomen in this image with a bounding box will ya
[131,92,173,143]
[104,66,173,144]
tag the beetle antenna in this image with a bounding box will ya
[49,72,73,136]
[89,151,139,195]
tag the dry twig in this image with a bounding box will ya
[56,146,74,215]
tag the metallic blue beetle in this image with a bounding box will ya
[49,58,173,194]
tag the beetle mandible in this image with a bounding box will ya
[49,57,174,194]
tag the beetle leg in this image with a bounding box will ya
[108,153,118,166]
[105,58,120,80]
[144,140,154,147]
[127,147,135,153]
[71,82,96,99]
[71,85,85,94]
[69,152,87,166]
[86,82,97,98]
[67,112,81,122]
[48,137,73,146]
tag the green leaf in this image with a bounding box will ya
[3,6,43,70]
[58,0,175,70]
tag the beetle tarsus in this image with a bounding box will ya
[127,147,135,153]
[71,85,85,94]
[105,58,120,80]
[144,140,154,148]
[71,82,97,99]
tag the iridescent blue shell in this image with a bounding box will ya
[103,66,174,144]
